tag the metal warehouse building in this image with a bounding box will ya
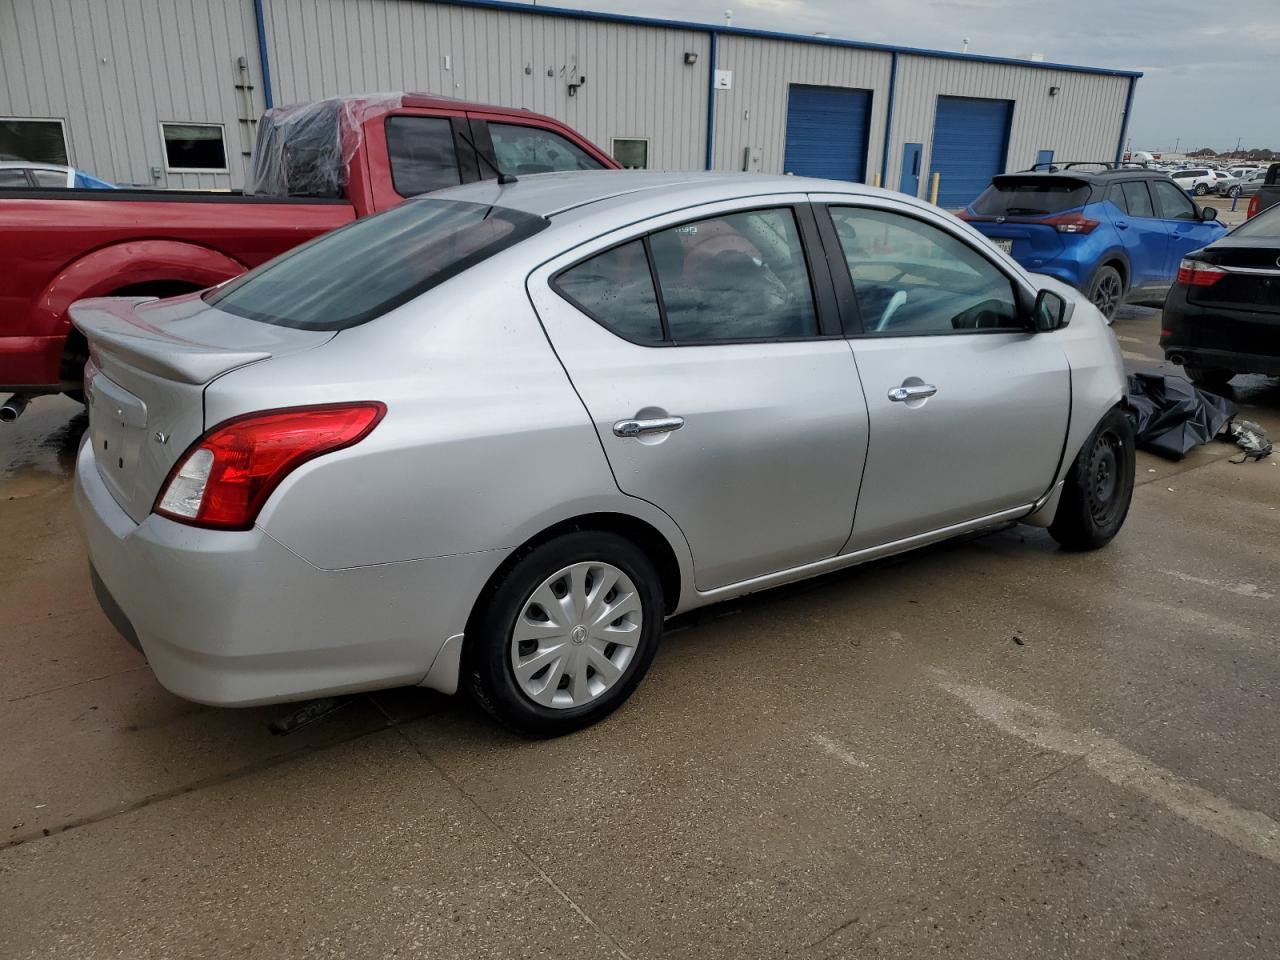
[0,0,1140,206]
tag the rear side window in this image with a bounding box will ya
[488,123,603,175]
[385,116,461,197]
[554,240,663,343]
[1119,181,1155,218]
[32,169,65,187]
[207,199,547,330]
[971,178,1091,216]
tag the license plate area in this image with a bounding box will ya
[992,238,1014,255]
[87,364,148,505]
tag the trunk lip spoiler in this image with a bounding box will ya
[69,296,272,386]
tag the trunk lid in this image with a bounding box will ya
[70,293,334,523]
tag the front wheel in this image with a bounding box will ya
[467,531,664,737]
[1086,265,1124,322]
[1049,408,1136,551]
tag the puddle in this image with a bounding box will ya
[0,395,88,499]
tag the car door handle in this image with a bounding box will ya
[1115,219,1129,230]
[888,384,937,402]
[613,416,685,438]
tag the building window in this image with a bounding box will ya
[612,138,649,170]
[160,122,228,172]
[0,118,69,165]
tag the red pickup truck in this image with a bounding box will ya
[0,94,617,418]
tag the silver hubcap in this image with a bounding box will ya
[510,561,643,710]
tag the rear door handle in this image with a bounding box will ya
[888,384,937,402]
[613,416,685,438]
[1115,219,1129,230]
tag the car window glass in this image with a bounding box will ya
[207,199,547,331]
[1151,180,1199,220]
[1110,185,1130,215]
[487,123,603,174]
[385,116,461,197]
[32,169,66,187]
[0,169,29,187]
[828,206,1020,334]
[1120,181,1155,218]
[555,239,663,343]
[649,208,818,342]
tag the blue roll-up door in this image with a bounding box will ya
[928,96,1013,207]
[783,85,872,182]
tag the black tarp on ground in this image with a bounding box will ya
[1124,373,1238,459]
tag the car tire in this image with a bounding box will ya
[467,531,664,737]
[1194,183,1208,196]
[1049,407,1136,552]
[1086,265,1124,322]
[1184,364,1235,389]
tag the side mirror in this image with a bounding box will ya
[1033,289,1069,332]
[1200,206,1219,222]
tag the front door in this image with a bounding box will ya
[900,143,923,197]
[527,199,869,591]
[1149,178,1222,284]
[816,199,1070,550]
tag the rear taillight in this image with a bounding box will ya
[1043,213,1100,234]
[154,402,386,530]
[1247,194,1260,218]
[1175,259,1226,287]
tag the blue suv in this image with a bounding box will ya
[960,166,1226,320]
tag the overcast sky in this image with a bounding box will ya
[549,0,1279,153]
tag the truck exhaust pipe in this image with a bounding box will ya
[0,394,30,422]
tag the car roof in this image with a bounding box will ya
[997,168,1176,186]
[428,170,913,219]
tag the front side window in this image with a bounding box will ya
[161,122,227,172]
[0,118,68,165]
[829,206,1020,334]
[1120,181,1155,218]
[554,239,663,343]
[1151,180,1199,221]
[385,116,461,197]
[208,199,547,330]
[487,123,603,175]
[649,209,819,342]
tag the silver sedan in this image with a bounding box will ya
[72,172,1133,736]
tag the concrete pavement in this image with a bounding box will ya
[1,308,1277,958]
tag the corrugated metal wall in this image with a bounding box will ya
[262,0,710,173]
[712,35,891,177]
[0,0,265,189]
[889,55,1131,197]
[0,0,1134,195]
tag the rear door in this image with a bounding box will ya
[527,197,869,591]
[1110,180,1169,288]
[1150,178,1221,281]
[815,196,1070,550]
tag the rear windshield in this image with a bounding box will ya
[971,178,1092,216]
[206,199,546,330]
[1230,203,1280,239]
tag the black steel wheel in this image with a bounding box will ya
[1049,408,1135,551]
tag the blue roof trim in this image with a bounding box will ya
[253,0,275,108]
[1115,76,1137,164]
[428,0,1143,79]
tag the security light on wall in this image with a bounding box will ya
[684,52,698,65]
[1049,86,1061,96]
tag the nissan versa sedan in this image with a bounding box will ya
[72,172,1134,736]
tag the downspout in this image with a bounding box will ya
[704,31,718,170]
[879,51,898,187]
[1114,75,1136,164]
[253,0,275,109]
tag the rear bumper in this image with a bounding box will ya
[1161,291,1280,376]
[0,334,64,391]
[74,440,504,706]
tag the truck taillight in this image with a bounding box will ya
[1043,213,1100,234]
[1175,259,1226,287]
[154,403,386,530]
[1247,194,1260,219]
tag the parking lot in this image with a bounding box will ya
[1,305,1277,959]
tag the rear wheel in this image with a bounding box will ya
[1184,364,1235,389]
[467,531,664,737]
[1049,408,1135,551]
[1086,265,1124,321]
[1194,183,1208,197]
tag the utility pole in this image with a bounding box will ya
[1235,136,1243,154]
[1174,137,1180,154]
